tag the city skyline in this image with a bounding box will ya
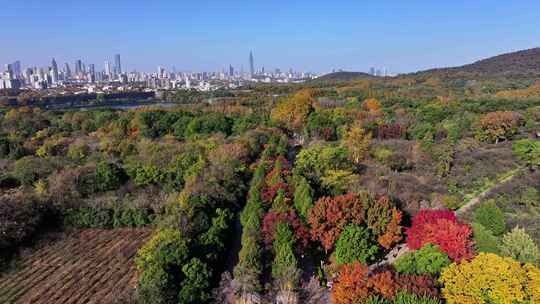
[1,51,318,90]
[1,1,539,73]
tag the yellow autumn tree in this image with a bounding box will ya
[439,253,539,304]
[270,89,315,132]
[525,263,540,304]
[343,124,372,165]
[364,98,382,112]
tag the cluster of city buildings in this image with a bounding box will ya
[0,52,318,93]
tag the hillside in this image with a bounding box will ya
[312,71,379,82]
[411,47,540,80]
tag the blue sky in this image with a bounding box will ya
[2,1,539,74]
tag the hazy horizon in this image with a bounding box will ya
[2,1,539,74]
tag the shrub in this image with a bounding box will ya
[499,226,540,266]
[11,156,55,185]
[473,199,506,236]
[95,161,125,192]
[406,209,474,261]
[394,243,451,276]
[63,207,114,228]
[471,222,500,254]
[334,225,379,265]
[512,139,540,169]
[475,111,523,143]
[386,153,410,172]
[0,191,46,250]
[439,253,539,304]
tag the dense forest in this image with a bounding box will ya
[1,72,540,304]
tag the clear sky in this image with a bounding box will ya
[2,0,539,74]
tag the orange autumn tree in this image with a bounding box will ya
[332,262,370,304]
[366,195,403,250]
[475,111,523,143]
[308,193,364,251]
[270,89,315,132]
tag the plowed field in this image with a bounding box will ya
[0,228,152,304]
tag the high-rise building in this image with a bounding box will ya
[249,51,254,78]
[75,60,83,76]
[104,61,111,78]
[64,63,72,80]
[229,65,234,77]
[114,54,122,75]
[51,58,59,84]
[12,61,21,78]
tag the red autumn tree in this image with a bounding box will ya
[262,210,310,251]
[332,262,370,304]
[394,273,439,299]
[367,270,397,300]
[406,209,474,261]
[377,123,406,140]
[308,193,365,251]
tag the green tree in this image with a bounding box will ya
[334,225,379,265]
[95,161,124,192]
[178,258,212,304]
[394,243,451,276]
[272,223,300,288]
[136,229,191,304]
[512,139,540,169]
[473,200,506,236]
[472,222,500,254]
[293,176,314,222]
[499,226,540,266]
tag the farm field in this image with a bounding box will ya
[0,228,152,304]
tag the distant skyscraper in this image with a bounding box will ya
[249,51,255,78]
[75,60,83,76]
[88,64,96,82]
[12,61,21,78]
[369,67,375,76]
[104,61,111,78]
[64,63,72,79]
[229,64,234,77]
[51,58,59,84]
[114,54,122,75]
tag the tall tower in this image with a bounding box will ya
[114,54,122,75]
[64,63,72,79]
[51,58,59,84]
[75,60,83,76]
[249,51,254,78]
[104,61,111,78]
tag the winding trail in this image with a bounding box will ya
[370,169,520,271]
[455,171,518,217]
